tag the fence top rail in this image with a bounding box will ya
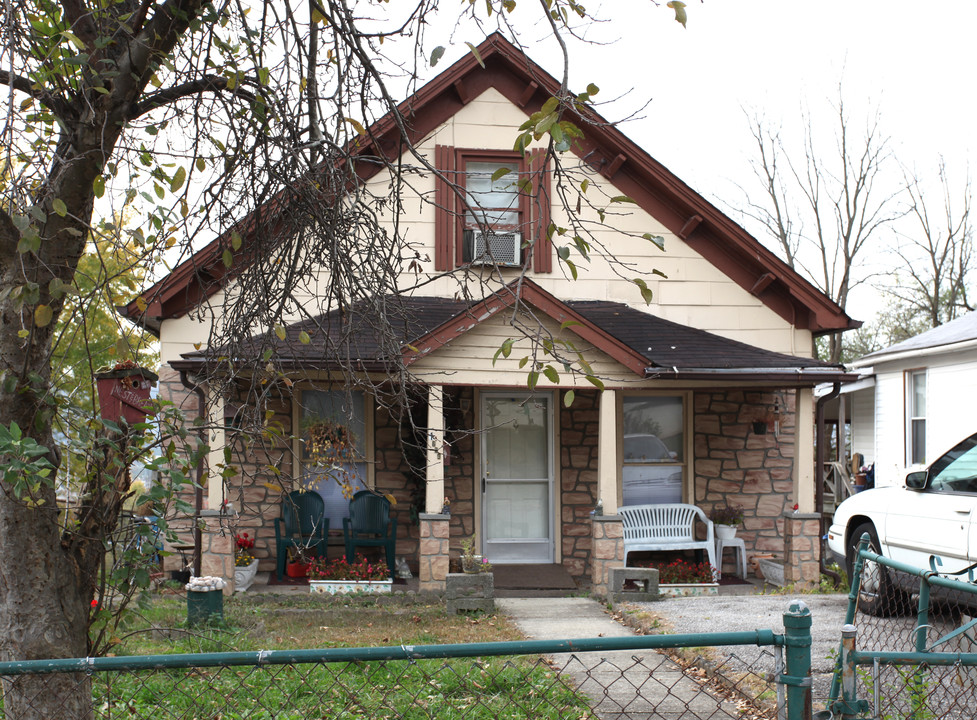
[857,537,977,595]
[853,650,977,667]
[0,630,784,676]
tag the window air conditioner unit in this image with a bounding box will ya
[468,230,521,267]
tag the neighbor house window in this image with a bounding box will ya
[434,146,552,272]
[906,370,926,465]
[299,389,368,530]
[621,395,685,506]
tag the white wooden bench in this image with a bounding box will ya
[618,503,717,572]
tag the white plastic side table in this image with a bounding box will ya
[715,536,747,579]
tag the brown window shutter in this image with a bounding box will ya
[434,145,455,271]
[530,148,553,273]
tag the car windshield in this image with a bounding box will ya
[623,434,673,463]
[927,433,977,493]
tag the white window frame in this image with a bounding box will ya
[619,393,689,506]
[905,369,926,466]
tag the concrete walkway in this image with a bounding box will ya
[496,597,743,719]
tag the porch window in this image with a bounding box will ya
[906,370,926,465]
[299,389,367,531]
[621,396,685,506]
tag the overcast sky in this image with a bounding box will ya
[488,1,977,320]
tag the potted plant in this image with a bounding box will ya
[286,544,315,578]
[460,535,492,574]
[308,557,393,595]
[709,503,744,539]
[233,532,259,592]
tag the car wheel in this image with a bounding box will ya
[846,522,910,617]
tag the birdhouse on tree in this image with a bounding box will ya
[95,361,158,425]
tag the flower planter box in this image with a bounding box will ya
[309,579,393,595]
[234,560,259,593]
[756,558,786,587]
[659,582,719,598]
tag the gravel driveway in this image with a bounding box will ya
[625,592,851,704]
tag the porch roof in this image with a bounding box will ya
[174,281,852,385]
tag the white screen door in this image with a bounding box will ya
[481,393,554,563]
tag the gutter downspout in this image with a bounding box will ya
[180,370,206,577]
[816,382,842,586]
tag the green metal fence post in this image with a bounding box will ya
[783,600,813,720]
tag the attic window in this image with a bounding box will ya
[435,146,552,273]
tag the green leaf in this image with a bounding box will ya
[231,230,243,251]
[298,330,311,344]
[580,179,589,193]
[490,167,511,183]
[17,329,28,338]
[221,248,233,268]
[274,324,286,341]
[667,0,688,28]
[34,305,53,327]
[196,157,206,172]
[527,370,539,390]
[564,390,575,408]
[465,42,485,68]
[585,375,605,391]
[633,278,654,305]
[258,67,270,86]
[559,320,581,330]
[586,83,600,97]
[609,195,636,204]
[51,198,67,217]
[93,175,105,198]
[170,166,187,192]
[492,338,515,365]
[430,46,446,67]
[643,233,666,251]
[518,356,529,369]
[542,365,559,384]
[540,96,559,116]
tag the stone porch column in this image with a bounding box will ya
[597,388,618,514]
[784,511,821,588]
[590,515,624,599]
[418,386,449,592]
[418,514,450,592]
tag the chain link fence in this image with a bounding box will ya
[0,630,798,719]
[830,538,977,720]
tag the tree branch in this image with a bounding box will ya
[0,70,68,117]
[59,0,99,49]
[129,75,257,118]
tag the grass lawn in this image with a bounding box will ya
[83,590,594,718]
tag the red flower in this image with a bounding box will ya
[90,599,98,608]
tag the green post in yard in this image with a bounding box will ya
[783,600,813,720]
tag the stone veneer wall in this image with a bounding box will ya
[694,390,808,579]
[418,514,450,591]
[590,515,624,597]
[559,390,599,581]
[784,512,822,586]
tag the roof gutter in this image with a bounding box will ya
[851,337,977,368]
[644,367,856,384]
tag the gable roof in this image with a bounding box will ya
[123,33,856,338]
[173,279,851,385]
[852,311,977,366]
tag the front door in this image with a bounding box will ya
[481,392,554,564]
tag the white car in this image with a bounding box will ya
[826,432,977,615]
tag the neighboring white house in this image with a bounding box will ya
[847,311,977,488]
